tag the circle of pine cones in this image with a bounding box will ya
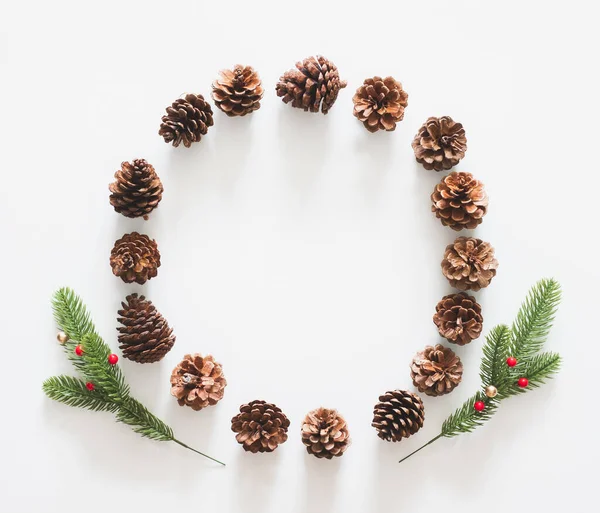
[276,55,347,114]
[431,171,488,230]
[110,232,161,284]
[231,400,290,453]
[412,116,467,171]
[108,159,163,219]
[116,294,175,363]
[159,93,214,147]
[442,236,499,291]
[372,390,424,442]
[212,65,263,117]
[434,293,483,345]
[410,344,463,397]
[301,408,351,459]
[352,76,408,133]
[170,354,227,410]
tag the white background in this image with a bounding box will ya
[1,1,598,511]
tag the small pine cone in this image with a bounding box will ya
[301,408,351,459]
[116,294,175,363]
[276,55,347,114]
[441,236,498,291]
[352,76,408,133]
[170,354,226,410]
[159,93,214,147]
[434,293,483,345]
[110,232,160,284]
[231,400,290,453]
[108,159,163,219]
[372,390,424,442]
[412,116,467,171]
[431,171,488,230]
[212,65,263,117]
[410,344,463,397]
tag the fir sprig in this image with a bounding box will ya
[43,287,224,465]
[399,278,562,463]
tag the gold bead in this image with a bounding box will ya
[485,385,498,398]
[57,331,69,344]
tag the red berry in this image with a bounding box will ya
[85,382,95,391]
[474,401,485,412]
[518,377,529,388]
[108,354,119,365]
[506,356,517,367]
[75,345,84,356]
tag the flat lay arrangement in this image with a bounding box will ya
[42,55,562,466]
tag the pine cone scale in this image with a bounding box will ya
[212,65,264,117]
[372,390,424,442]
[413,116,467,171]
[301,408,350,459]
[353,76,408,132]
[110,232,160,284]
[232,400,290,453]
[159,94,213,147]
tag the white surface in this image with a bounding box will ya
[1,1,598,511]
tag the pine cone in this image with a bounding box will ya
[441,236,499,291]
[410,344,463,397]
[231,400,290,453]
[212,65,263,117]
[431,171,488,230]
[372,390,424,442]
[110,232,160,284]
[159,93,214,147]
[301,408,351,459]
[276,55,347,114]
[170,354,226,410]
[412,116,467,171]
[108,159,163,220]
[352,76,408,133]
[433,293,483,345]
[116,294,175,363]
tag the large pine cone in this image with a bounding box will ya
[212,65,263,117]
[352,76,408,133]
[301,408,351,459]
[434,293,483,345]
[441,236,498,291]
[108,159,163,220]
[412,116,467,171]
[410,344,463,397]
[231,400,290,453]
[116,294,175,363]
[159,93,214,147]
[276,55,347,114]
[170,354,226,410]
[431,171,488,230]
[372,390,424,442]
[110,232,160,284]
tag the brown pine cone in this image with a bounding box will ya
[170,354,226,410]
[108,159,163,220]
[431,171,488,231]
[301,408,351,459]
[231,400,290,453]
[372,390,424,442]
[116,294,175,363]
[211,65,263,117]
[441,237,499,291]
[276,55,347,114]
[159,93,214,147]
[434,293,483,345]
[412,116,467,171]
[110,232,160,284]
[352,76,408,133]
[410,344,463,397]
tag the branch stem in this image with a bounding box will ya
[172,438,226,466]
[398,434,443,464]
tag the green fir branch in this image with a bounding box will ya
[44,288,224,465]
[510,278,561,359]
[400,278,562,463]
[42,375,120,413]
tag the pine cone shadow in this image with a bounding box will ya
[232,449,281,513]
[354,129,394,206]
[277,107,332,198]
[293,454,343,513]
